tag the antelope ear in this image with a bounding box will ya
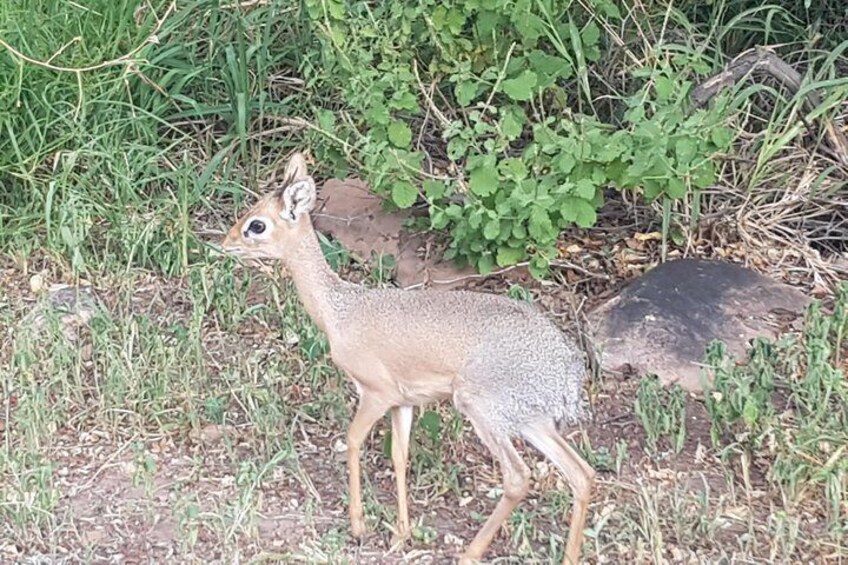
[283,152,309,180]
[279,177,316,222]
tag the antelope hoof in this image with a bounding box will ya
[389,528,410,549]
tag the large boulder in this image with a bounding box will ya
[587,258,811,392]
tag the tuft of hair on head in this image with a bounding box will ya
[273,151,312,212]
[283,152,309,182]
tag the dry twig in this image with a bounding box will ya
[691,46,848,165]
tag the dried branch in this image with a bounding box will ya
[691,46,848,165]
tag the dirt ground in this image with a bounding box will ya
[0,208,844,564]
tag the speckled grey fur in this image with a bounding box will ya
[274,226,589,440]
[339,285,586,435]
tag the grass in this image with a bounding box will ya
[1,0,847,563]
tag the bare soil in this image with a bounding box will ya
[0,208,842,563]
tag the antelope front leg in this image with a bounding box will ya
[390,405,414,543]
[347,395,388,537]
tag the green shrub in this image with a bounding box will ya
[302,0,735,276]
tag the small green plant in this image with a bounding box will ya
[188,261,258,332]
[176,496,202,551]
[634,374,688,455]
[506,284,534,303]
[703,338,779,451]
[704,282,848,526]
[318,232,352,272]
[366,253,397,286]
[203,396,227,424]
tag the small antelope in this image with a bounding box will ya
[221,153,595,564]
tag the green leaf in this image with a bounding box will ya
[655,75,675,101]
[423,179,447,200]
[527,50,572,86]
[643,179,663,201]
[391,180,417,208]
[529,255,550,278]
[445,7,466,33]
[512,222,527,239]
[574,179,596,200]
[483,218,501,240]
[468,209,484,229]
[580,21,600,46]
[595,131,628,162]
[390,90,418,111]
[710,126,733,150]
[455,80,479,106]
[476,10,503,37]
[366,102,390,125]
[692,161,716,188]
[418,410,442,442]
[575,201,597,228]
[665,177,686,199]
[624,104,645,124]
[445,204,463,219]
[528,206,553,240]
[326,0,345,19]
[499,158,527,180]
[556,152,576,174]
[527,50,570,76]
[432,5,448,28]
[561,197,597,228]
[580,21,602,60]
[512,12,545,42]
[478,253,495,274]
[500,106,525,139]
[596,0,621,18]
[316,108,336,131]
[502,70,538,101]
[388,121,412,148]
[431,209,449,229]
[469,157,499,197]
[447,136,470,160]
[742,397,759,427]
[675,137,697,168]
[496,245,524,267]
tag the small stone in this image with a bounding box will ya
[189,424,234,445]
[82,528,105,544]
[29,274,45,293]
[444,533,464,546]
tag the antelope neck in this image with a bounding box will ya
[282,218,345,333]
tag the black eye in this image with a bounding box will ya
[247,219,265,235]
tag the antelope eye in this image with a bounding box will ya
[247,219,266,235]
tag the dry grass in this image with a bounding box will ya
[2,243,845,563]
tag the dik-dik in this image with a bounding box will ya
[221,153,595,564]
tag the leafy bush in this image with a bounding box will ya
[302,0,735,276]
[704,282,848,525]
